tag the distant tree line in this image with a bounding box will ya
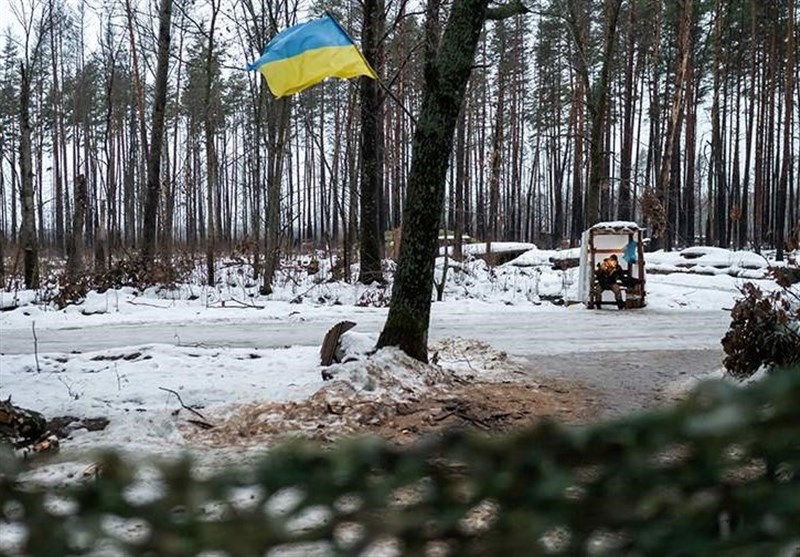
[0,0,798,290]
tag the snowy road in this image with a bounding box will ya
[0,303,732,418]
[0,305,730,356]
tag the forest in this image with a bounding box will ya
[0,0,798,292]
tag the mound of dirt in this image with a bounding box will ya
[185,340,599,448]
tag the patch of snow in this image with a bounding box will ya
[1,343,324,466]
[338,331,377,360]
[590,221,642,231]
[645,248,778,279]
[440,242,536,256]
[322,347,451,400]
[508,248,580,267]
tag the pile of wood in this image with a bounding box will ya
[0,398,59,458]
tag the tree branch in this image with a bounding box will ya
[159,387,214,429]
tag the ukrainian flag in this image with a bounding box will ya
[247,14,377,98]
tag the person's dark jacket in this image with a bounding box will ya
[596,262,623,289]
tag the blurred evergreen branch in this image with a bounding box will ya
[3,367,800,556]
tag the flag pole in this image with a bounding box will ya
[376,79,417,124]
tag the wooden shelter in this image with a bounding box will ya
[578,221,647,309]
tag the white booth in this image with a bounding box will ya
[578,221,646,308]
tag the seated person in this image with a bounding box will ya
[593,254,625,309]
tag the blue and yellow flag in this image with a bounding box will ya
[247,14,377,98]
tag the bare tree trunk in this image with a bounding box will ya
[766,14,779,249]
[95,203,107,272]
[740,15,755,250]
[657,0,692,251]
[251,88,266,276]
[204,0,220,285]
[710,0,728,247]
[124,111,137,247]
[141,0,173,263]
[49,0,65,255]
[572,0,622,226]
[753,10,765,251]
[645,0,663,240]
[19,62,39,289]
[487,109,503,252]
[682,44,697,247]
[164,8,186,261]
[10,118,18,245]
[729,68,742,248]
[618,0,636,221]
[358,0,386,284]
[101,29,118,261]
[67,175,87,278]
[238,0,268,275]
[453,103,466,260]
[35,68,44,250]
[260,97,291,295]
[475,45,487,242]
[553,115,570,247]
[569,74,584,246]
[486,20,507,260]
[124,0,149,247]
[776,0,794,261]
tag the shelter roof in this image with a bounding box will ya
[589,221,642,234]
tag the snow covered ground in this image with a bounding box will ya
[0,245,795,485]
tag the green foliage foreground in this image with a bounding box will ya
[3,367,800,557]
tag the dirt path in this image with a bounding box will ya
[186,345,722,451]
[522,348,725,418]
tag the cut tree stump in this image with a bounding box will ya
[320,320,357,368]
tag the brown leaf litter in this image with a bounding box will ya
[184,338,599,448]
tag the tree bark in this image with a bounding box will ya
[260,97,291,295]
[682,33,698,247]
[49,0,65,255]
[775,0,794,261]
[357,0,385,284]
[19,62,38,289]
[141,0,173,263]
[617,0,636,221]
[486,22,506,261]
[740,6,755,251]
[204,0,220,285]
[710,0,727,247]
[453,102,466,259]
[67,175,87,278]
[569,74,584,246]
